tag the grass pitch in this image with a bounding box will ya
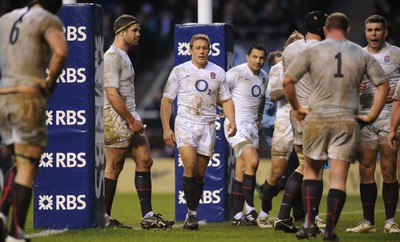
[25,193,400,241]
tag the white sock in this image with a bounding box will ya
[187,209,197,218]
[259,210,268,218]
[234,212,243,220]
[245,203,255,214]
[385,218,394,225]
[143,211,154,219]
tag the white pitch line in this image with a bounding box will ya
[318,208,400,216]
[27,228,68,238]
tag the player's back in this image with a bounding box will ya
[305,39,386,120]
[283,39,318,107]
[267,61,290,118]
[0,7,63,87]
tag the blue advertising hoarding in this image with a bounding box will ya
[33,3,104,229]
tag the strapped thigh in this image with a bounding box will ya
[14,153,39,164]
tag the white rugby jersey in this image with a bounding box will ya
[226,63,268,122]
[282,39,319,107]
[163,61,231,123]
[0,7,63,87]
[360,43,400,114]
[286,38,387,120]
[267,61,291,118]
[104,45,136,111]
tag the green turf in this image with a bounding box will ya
[24,193,400,241]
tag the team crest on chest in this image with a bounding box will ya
[383,55,390,63]
[210,72,216,79]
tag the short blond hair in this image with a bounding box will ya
[284,30,304,49]
[189,34,211,49]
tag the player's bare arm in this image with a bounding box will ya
[257,95,266,129]
[160,96,176,148]
[389,99,400,150]
[45,30,68,95]
[359,79,366,93]
[385,89,395,104]
[221,98,236,137]
[282,75,308,122]
[357,80,390,123]
[105,87,143,133]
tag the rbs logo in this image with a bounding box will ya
[38,194,86,210]
[57,68,86,83]
[178,189,221,204]
[40,152,86,168]
[177,42,220,57]
[178,153,221,167]
[46,110,86,126]
[200,190,221,204]
[208,153,221,167]
[64,26,87,41]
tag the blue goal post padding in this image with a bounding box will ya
[33,3,105,229]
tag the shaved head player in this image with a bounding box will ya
[283,12,390,241]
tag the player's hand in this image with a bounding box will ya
[356,114,375,124]
[163,129,176,148]
[386,89,394,104]
[359,79,366,93]
[256,118,262,130]
[388,131,399,150]
[293,107,308,125]
[226,120,237,137]
[129,120,143,134]
[34,77,55,99]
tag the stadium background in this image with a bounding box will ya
[0,0,398,195]
[2,0,399,158]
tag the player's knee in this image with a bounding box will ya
[106,159,125,174]
[138,157,153,170]
[247,159,259,172]
[183,162,196,176]
[381,167,397,183]
[359,162,375,177]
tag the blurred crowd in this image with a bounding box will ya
[2,0,399,75]
[0,0,331,72]
[374,0,400,45]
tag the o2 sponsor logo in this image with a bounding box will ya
[177,42,220,57]
[252,85,262,97]
[63,26,87,42]
[46,110,86,126]
[38,194,86,210]
[40,152,86,168]
[178,189,222,204]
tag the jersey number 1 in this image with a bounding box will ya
[334,52,344,78]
